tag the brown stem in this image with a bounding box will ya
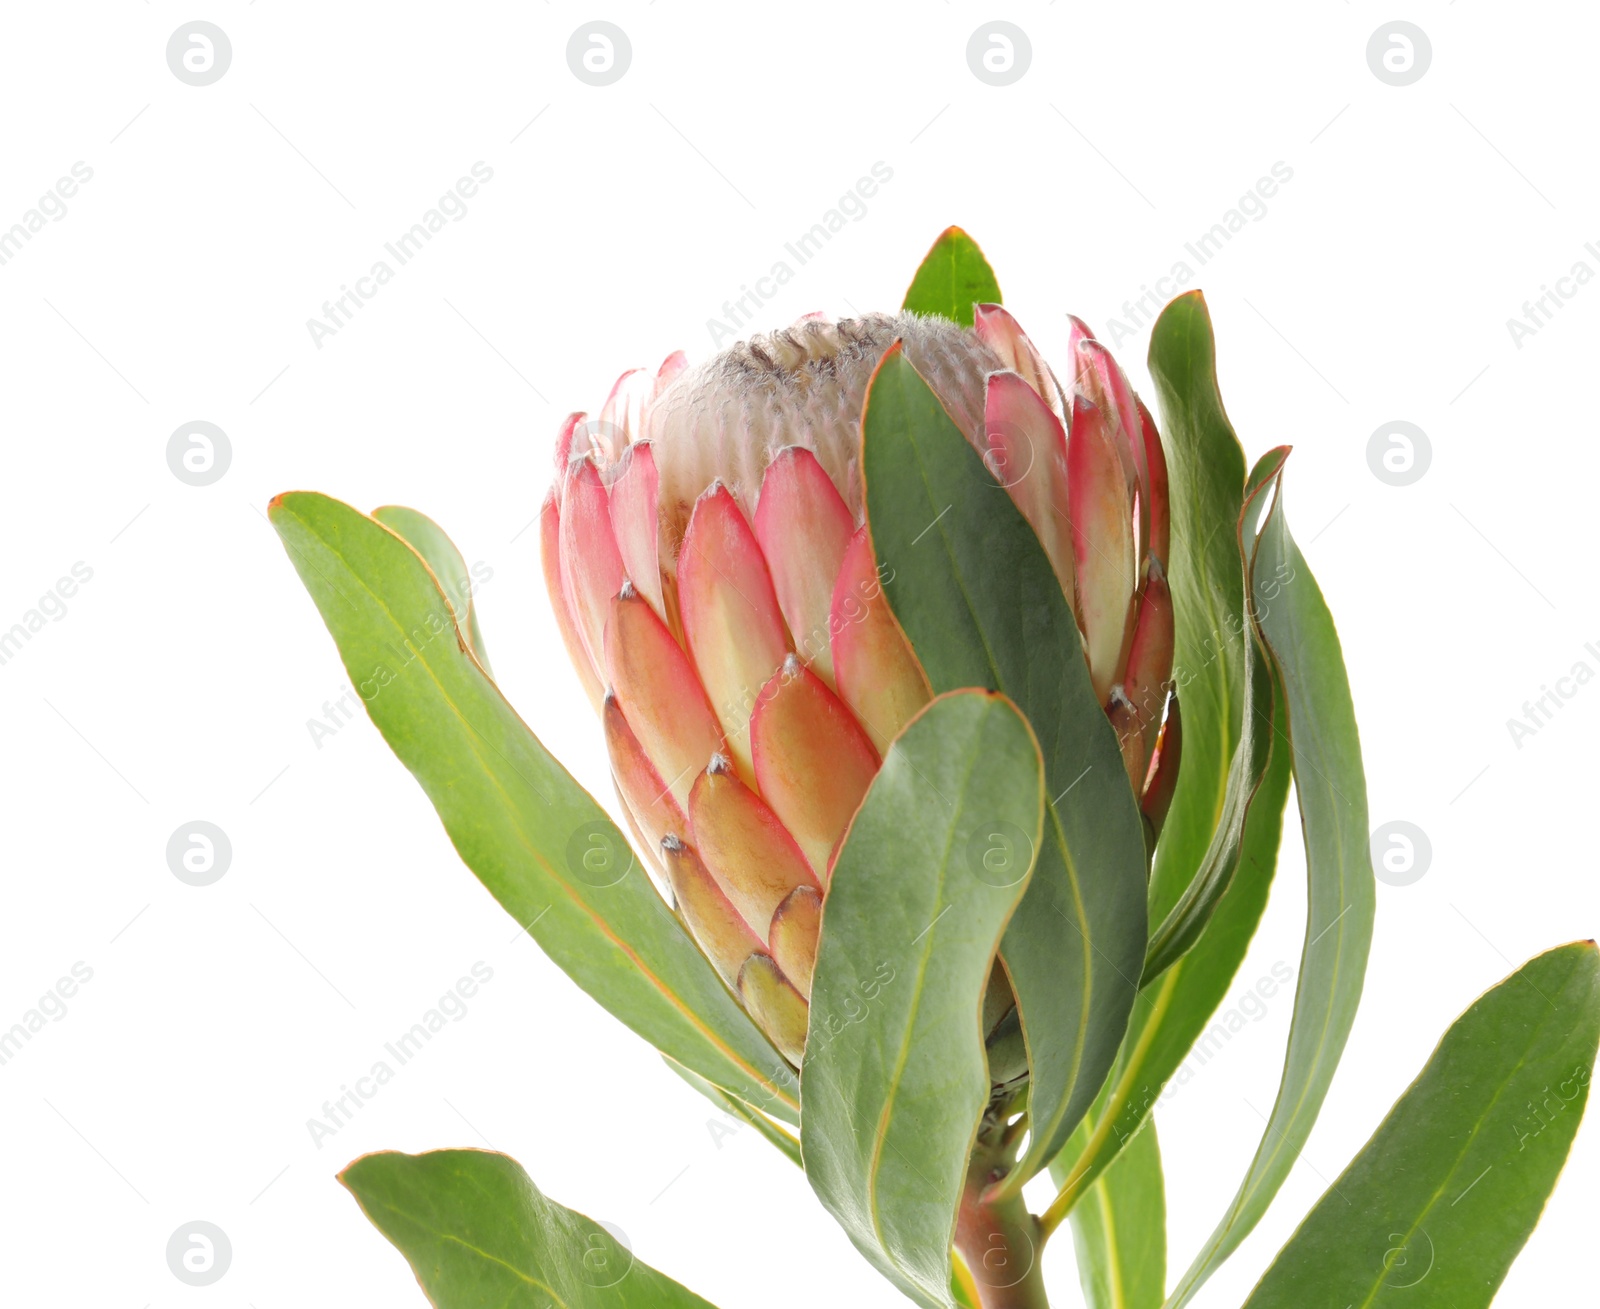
[953,1119,1050,1309]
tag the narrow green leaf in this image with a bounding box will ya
[861,346,1148,1193]
[1141,453,1286,981]
[1144,292,1252,920]
[662,1056,802,1169]
[1245,941,1600,1308]
[1165,457,1377,1306]
[342,1148,719,1307]
[1061,1117,1166,1309]
[270,491,799,1121]
[901,226,1002,325]
[1045,302,1298,1215]
[372,504,492,676]
[802,690,1045,1309]
[1045,682,1291,1221]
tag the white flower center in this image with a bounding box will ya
[643,312,999,568]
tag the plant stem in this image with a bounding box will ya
[954,1180,1049,1308]
[954,1126,1051,1309]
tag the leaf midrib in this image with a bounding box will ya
[864,738,979,1297]
[282,504,798,1114]
[896,380,1096,1174]
[364,1197,573,1308]
[1349,984,1568,1309]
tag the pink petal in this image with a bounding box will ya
[983,371,1077,603]
[678,484,790,783]
[1137,397,1170,569]
[1117,566,1174,786]
[553,411,585,475]
[608,441,665,619]
[1075,339,1149,564]
[557,456,626,678]
[1067,314,1097,358]
[604,692,687,858]
[753,447,855,685]
[651,350,688,402]
[829,527,932,755]
[973,303,1068,420]
[539,489,604,711]
[605,584,725,808]
[688,755,820,939]
[1140,696,1182,832]
[661,835,765,989]
[597,367,650,456]
[750,655,879,882]
[1067,396,1138,704]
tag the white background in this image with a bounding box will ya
[1,3,1595,1305]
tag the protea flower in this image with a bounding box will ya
[540,306,1174,1065]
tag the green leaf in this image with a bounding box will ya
[1142,290,1254,966]
[901,227,1002,326]
[1043,301,1298,1219]
[1043,682,1291,1226]
[1165,454,1377,1307]
[1061,1117,1166,1309]
[861,345,1148,1192]
[1141,453,1285,982]
[801,690,1045,1309]
[342,1148,719,1307]
[372,504,492,677]
[662,1055,802,1169]
[1244,941,1600,1308]
[270,491,799,1122]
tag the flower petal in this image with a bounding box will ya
[829,527,931,755]
[605,584,725,808]
[750,655,879,882]
[737,953,809,1065]
[688,755,820,938]
[1068,395,1138,703]
[1140,694,1182,834]
[753,446,855,685]
[604,692,687,857]
[1122,566,1174,741]
[983,370,1076,603]
[539,489,604,711]
[768,885,821,1001]
[608,441,665,619]
[973,303,1068,420]
[661,835,765,989]
[679,484,790,782]
[598,367,650,454]
[1137,395,1170,569]
[556,455,625,683]
[1075,338,1149,564]
[553,411,586,474]
[651,350,688,402]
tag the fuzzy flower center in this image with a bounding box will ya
[643,312,999,568]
